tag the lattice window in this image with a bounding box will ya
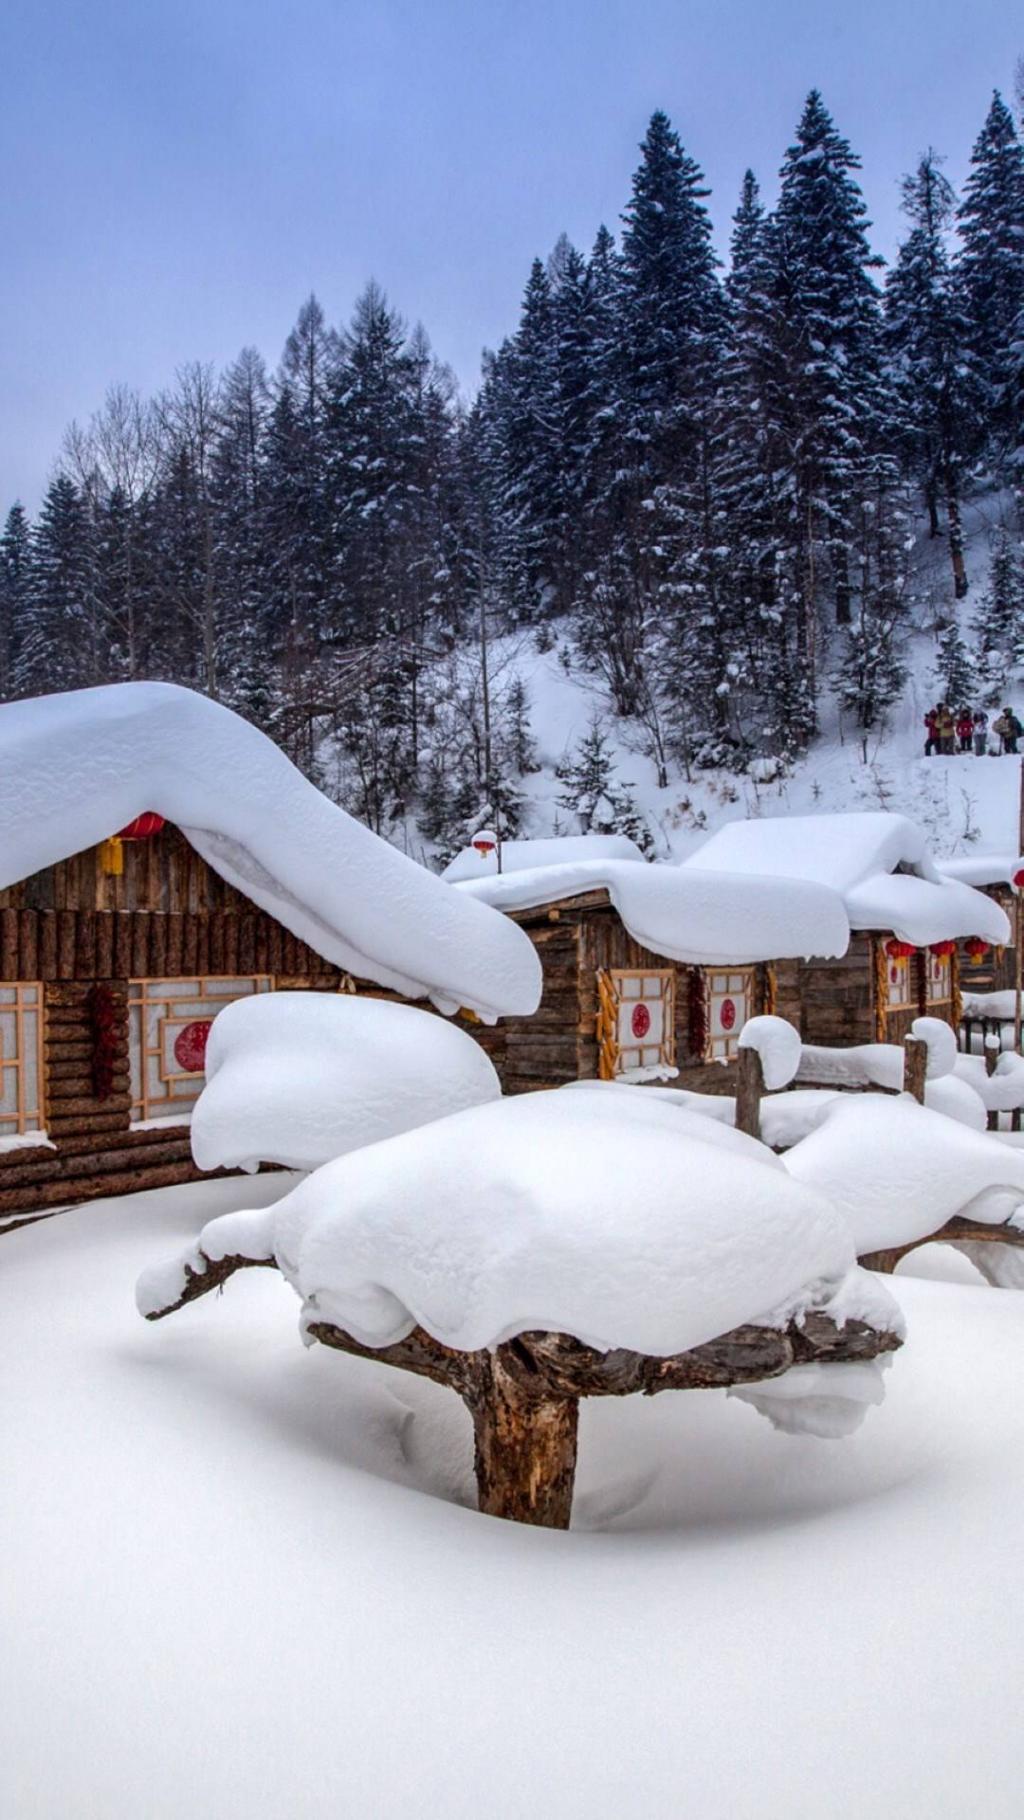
[598,968,676,1079]
[706,969,754,1062]
[925,952,951,1006]
[129,976,273,1125]
[884,956,914,1012]
[0,984,45,1139]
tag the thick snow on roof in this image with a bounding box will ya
[442,833,644,883]
[0,684,541,1020]
[938,853,1020,888]
[784,1095,1024,1253]
[139,1090,893,1357]
[688,811,1009,945]
[191,993,501,1174]
[452,858,850,965]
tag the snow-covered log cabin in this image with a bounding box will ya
[442,835,850,1093]
[936,854,1020,997]
[685,814,1010,1049]
[0,684,540,1220]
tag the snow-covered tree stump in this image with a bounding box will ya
[144,1255,900,1529]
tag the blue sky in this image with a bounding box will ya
[2,0,1020,511]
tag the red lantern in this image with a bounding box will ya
[471,828,498,859]
[1013,868,1024,890]
[964,937,990,964]
[100,810,166,876]
[117,811,166,841]
[929,940,956,957]
[884,938,915,965]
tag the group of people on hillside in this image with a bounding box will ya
[924,704,1024,756]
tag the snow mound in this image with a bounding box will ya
[738,1015,802,1089]
[191,992,502,1173]
[454,859,849,965]
[141,1091,895,1358]
[0,682,541,1020]
[783,1095,1024,1254]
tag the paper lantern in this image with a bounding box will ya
[100,810,166,876]
[471,828,498,858]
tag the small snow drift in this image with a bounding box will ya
[0,682,541,1021]
[442,832,646,883]
[784,1095,1024,1257]
[138,1090,902,1529]
[191,992,501,1173]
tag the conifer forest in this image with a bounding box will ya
[3,89,1023,858]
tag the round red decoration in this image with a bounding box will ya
[1013,868,1024,890]
[720,998,737,1032]
[631,1002,652,1040]
[174,1020,213,1074]
[117,811,166,841]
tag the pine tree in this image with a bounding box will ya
[973,529,1024,698]
[885,152,979,597]
[957,93,1024,478]
[555,722,651,849]
[771,91,885,646]
[932,619,977,707]
[0,503,31,699]
[15,475,104,694]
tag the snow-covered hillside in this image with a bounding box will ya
[441,504,1024,871]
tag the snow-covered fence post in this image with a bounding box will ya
[902,1035,928,1104]
[735,1044,764,1140]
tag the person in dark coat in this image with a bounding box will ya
[923,706,939,756]
[956,708,974,753]
[993,708,1022,755]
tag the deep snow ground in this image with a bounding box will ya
[2,1177,1022,1819]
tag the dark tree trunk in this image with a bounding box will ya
[468,1355,579,1529]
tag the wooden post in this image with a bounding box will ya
[735,1043,764,1139]
[903,1035,928,1105]
[1015,888,1022,1058]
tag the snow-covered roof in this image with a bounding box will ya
[450,858,850,966]
[442,833,645,883]
[191,992,501,1174]
[688,812,1009,946]
[937,854,1020,889]
[0,684,541,1021]
[139,1088,898,1359]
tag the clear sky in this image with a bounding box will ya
[2,0,1020,512]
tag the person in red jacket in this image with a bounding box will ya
[956,707,974,752]
[923,706,939,756]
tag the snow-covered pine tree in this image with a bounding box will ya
[14,474,101,694]
[770,92,885,649]
[885,152,980,597]
[0,503,31,699]
[555,721,651,850]
[956,93,1024,486]
[973,529,1024,698]
[932,618,978,707]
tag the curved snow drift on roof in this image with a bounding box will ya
[452,857,849,965]
[688,811,1009,947]
[0,684,541,1020]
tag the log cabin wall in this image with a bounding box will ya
[0,824,342,1221]
[958,885,1015,995]
[454,892,771,1097]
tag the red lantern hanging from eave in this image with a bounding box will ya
[964,936,990,964]
[929,939,957,958]
[884,937,916,966]
[100,811,166,877]
[1013,867,1024,891]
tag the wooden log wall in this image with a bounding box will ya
[0,827,344,1219]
